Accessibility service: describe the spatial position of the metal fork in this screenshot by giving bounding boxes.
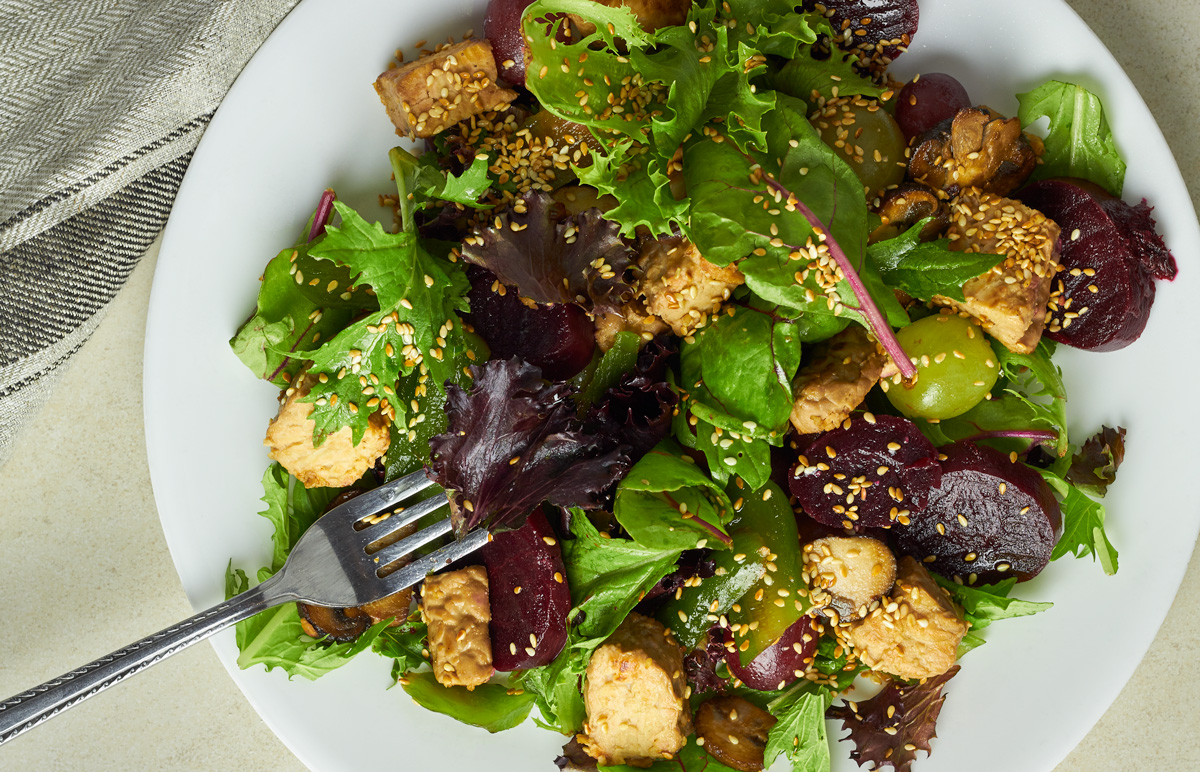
[0,470,484,746]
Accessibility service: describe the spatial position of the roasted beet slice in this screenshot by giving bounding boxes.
[725,616,818,692]
[481,507,571,670]
[790,414,942,529]
[802,0,919,62]
[466,266,595,380]
[1019,178,1177,351]
[892,441,1062,583]
[484,0,535,85]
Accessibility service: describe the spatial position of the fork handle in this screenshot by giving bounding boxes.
[0,579,279,746]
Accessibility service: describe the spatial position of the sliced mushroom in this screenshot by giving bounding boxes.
[803,536,897,623]
[870,182,950,244]
[297,604,371,642]
[907,107,1039,198]
[695,696,777,772]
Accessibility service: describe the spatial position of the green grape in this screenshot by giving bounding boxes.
[811,96,907,197]
[885,313,999,420]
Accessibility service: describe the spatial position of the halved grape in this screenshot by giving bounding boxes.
[894,73,971,140]
[811,96,907,196]
[884,313,998,420]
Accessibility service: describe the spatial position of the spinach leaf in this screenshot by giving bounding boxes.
[1017,79,1126,196]
[673,304,801,489]
[868,220,1004,303]
[400,672,535,733]
[682,97,915,380]
[563,508,684,641]
[229,213,360,387]
[614,439,734,551]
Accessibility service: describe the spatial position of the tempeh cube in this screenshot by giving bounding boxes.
[374,39,518,139]
[420,565,494,688]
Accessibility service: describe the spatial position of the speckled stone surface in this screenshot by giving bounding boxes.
[0,1,1196,770]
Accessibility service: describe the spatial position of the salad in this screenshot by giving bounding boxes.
[224,0,1179,769]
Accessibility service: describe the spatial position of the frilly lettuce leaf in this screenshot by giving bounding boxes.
[428,358,629,534]
[459,190,634,312]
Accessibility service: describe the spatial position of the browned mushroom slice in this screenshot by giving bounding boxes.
[297,603,371,642]
[297,488,417,641]
[802,536,897,623]
[907,107,1039,198]
[695,696,778,772]
[869,182,950,244]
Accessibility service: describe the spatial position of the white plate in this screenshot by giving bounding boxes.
[144,1,1200,770]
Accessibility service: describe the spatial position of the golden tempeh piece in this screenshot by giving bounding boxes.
[421,566,494,689]
[934,188,1061,353]
[374,39,518,139]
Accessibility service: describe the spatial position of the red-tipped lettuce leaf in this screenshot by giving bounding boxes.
[585,335,679,461]
[829,665,960,772]
[1067,425,1126,497]
[429,358,630,534]
[459,191,634,313]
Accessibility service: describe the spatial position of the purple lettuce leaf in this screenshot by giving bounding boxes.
[1066,425,1126,497]
[829,666,960,772]
[585,335,679,461]
[428,358,630,534]
[459,191,635,313]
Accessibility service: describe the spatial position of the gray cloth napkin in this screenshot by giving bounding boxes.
[0,0,302,466]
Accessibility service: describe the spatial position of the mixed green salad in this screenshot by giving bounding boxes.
[225,0,1176,769]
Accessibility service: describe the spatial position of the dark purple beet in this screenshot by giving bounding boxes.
[892,441,1062,584]
[895,73,972,140]
[790,414,942,529]
[1019,178,1177,352]
[484,0,534,86]
[802,0,919,61]
[725,616,818,691]
[466,266,595,381]
[480,507,572,670]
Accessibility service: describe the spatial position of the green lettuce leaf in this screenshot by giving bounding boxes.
[1041,469,1120,575]
[933,574,1052,643]
[764,691,833,772]
[300,200,470,446]
[1017,79,1127,196]
[400,671,535,733]
[575,138,685,238]
[229,237,360,387]
[868,220,1005,303]
[372,617,429,679]
[517,510,685,734]
[614,439,734,551]
[255,462,339,573]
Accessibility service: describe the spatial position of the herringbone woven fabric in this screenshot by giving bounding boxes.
[0,0,302,465]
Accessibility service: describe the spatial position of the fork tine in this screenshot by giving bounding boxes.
[371,512,453,570]
[357,492,449,548]
[375,528,491,596]
[322,469,435,527]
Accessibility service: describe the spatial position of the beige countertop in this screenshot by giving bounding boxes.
[1,0,1198,769]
